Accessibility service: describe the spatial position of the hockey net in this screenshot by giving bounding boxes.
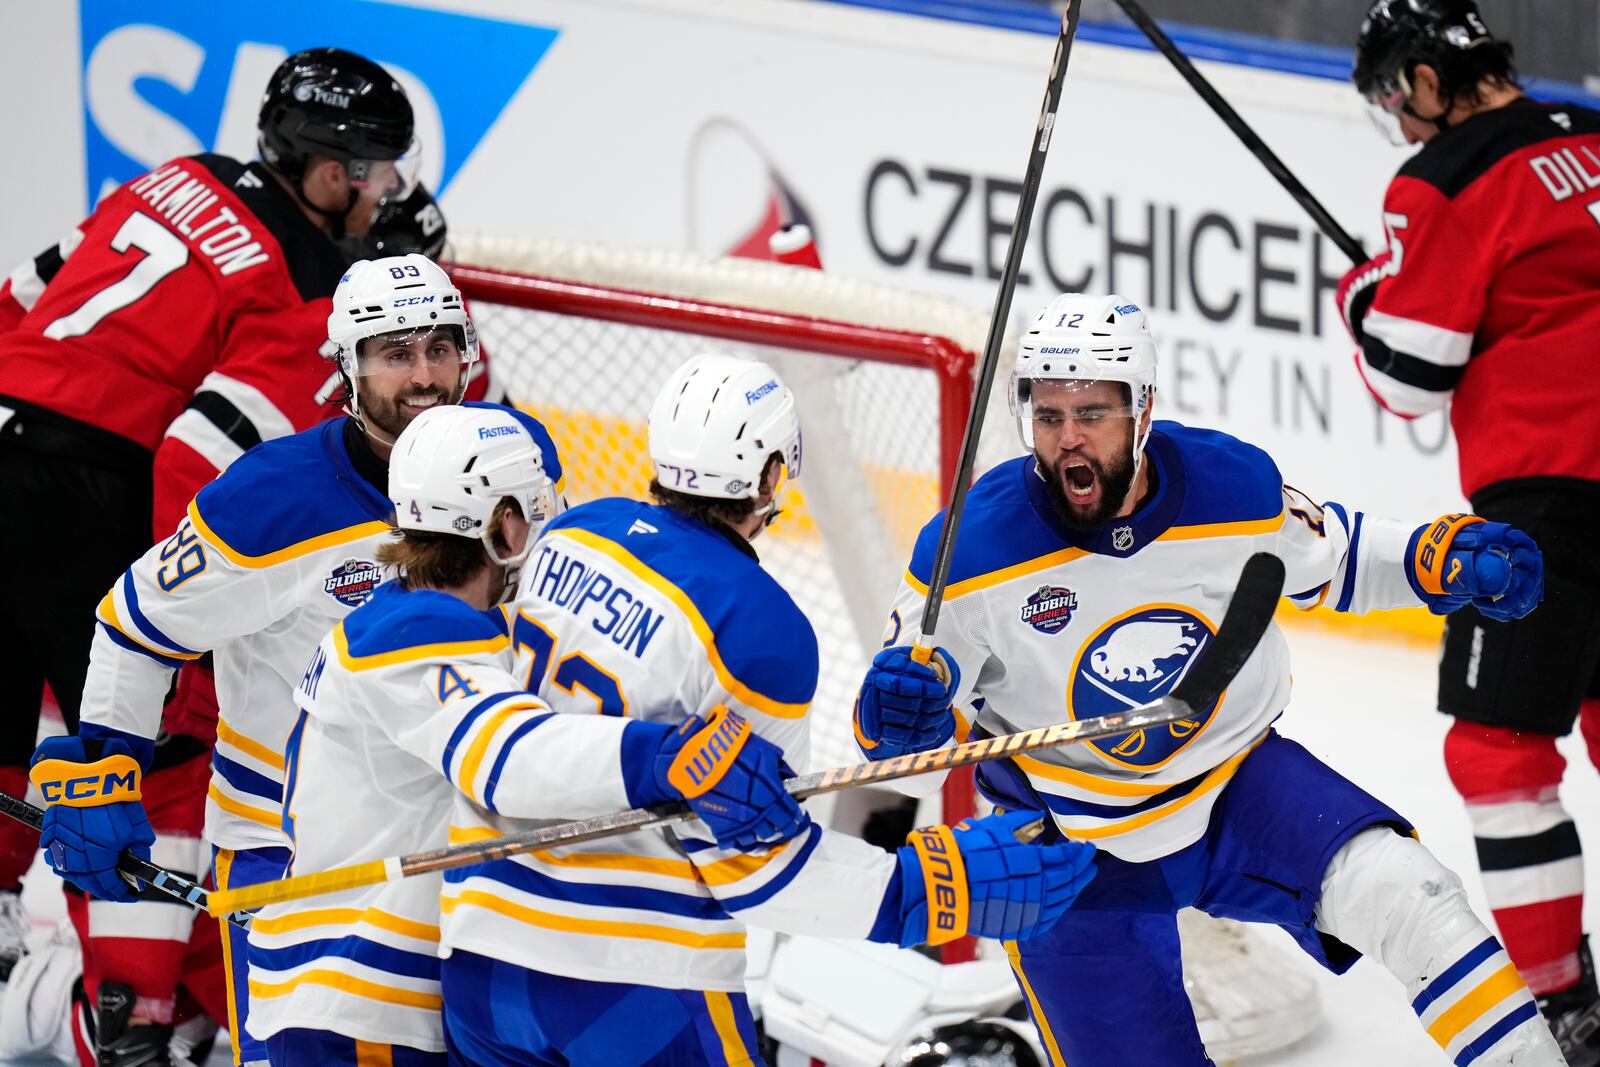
[446,234,1001,831]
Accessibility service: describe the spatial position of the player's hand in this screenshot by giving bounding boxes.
[1336,250,1393,343]
[29,737,154,903]
[882,810,1096,948]
[1411,516,1543,622]
[647,707,806,852]
[854,645,959,760]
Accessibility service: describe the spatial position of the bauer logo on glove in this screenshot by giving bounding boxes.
[30,754,141,807]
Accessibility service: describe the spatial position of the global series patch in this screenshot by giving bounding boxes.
[324,558,383,608]
[1020,585,1077,634]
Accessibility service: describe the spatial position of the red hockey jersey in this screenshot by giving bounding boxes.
[1355,99,1600,500]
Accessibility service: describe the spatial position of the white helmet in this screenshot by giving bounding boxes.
[388,406,555,589]
[326,252,480,380]
[647,353,802,502]
[1009,293,1158,467]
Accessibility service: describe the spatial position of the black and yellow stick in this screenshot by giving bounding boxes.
[207,554,1285,918]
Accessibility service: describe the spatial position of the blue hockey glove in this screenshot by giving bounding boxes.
[1409,515,1543,622]
[29,737,154,903]
[875,810,1097,949]
[645,706,806,852]
[854,645,959,760]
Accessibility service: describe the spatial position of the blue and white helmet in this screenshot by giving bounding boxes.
[1009,293,1159,467]
[326,253,479,378]
[647,353,802,502]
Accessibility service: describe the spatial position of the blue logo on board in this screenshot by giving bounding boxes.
[77,0,559,209]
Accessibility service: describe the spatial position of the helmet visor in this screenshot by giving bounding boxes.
[349,138,422,203]
[347,323,479,378]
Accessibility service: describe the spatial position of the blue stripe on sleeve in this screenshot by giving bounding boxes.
[716,822,823,912]
[250,934,441,981]
[98,621,188,671]
[1454,1000,1538,1066]
[121,571,200,656]
[211,751,284,803]
[440,691,525,781]
[481,713,555,814]
[442,857,727,921]
[1332,504,1363,613]
[1412,936,1501,1015]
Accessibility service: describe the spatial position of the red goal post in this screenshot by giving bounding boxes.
[444,234,994,847]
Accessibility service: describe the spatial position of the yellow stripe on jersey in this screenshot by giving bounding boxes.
[248,969,442,1011]
[904,546,1091,603]
[547,528,809,719]
[1054,736,1264,840]
[355,1041,393,1067]
[1012,753,1177,798]
[96,589,204,661]
[331,621,511,672]
[251,906,440,943]
[188,500,391,570]
[704,991,753,1065]
[1154,512,1285,542]
[1425,963,1528,1049]
[206,783,282,828]
[443,888,747,950]
[444,828,794,886]
[216,718,286,771]
[456,706,530,803]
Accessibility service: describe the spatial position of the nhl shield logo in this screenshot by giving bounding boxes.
[1111,525,1135,552]
[1020,585,1078,635]
[323,558,384,608]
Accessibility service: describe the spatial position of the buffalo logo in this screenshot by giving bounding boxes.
[323,558,384,608]
[1111,525,1135,552]
[1070,606,1217,768]
[1020,585,1078,635]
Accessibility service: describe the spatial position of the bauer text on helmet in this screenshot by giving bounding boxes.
[647,354,802,500]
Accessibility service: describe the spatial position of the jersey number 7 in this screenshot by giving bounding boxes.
[42,213,189,340]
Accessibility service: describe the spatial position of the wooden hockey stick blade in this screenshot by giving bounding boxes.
[0,789,252,929]
[208,553,1283,918]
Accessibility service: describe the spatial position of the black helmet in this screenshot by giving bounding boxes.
[258,47,414,181]
[1353,0,1514,110]
[337,183,448,263]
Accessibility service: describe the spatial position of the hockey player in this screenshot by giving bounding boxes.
[1340,4,1600,1060]
[0,45,418,1006]
[415,354,1097,1064]
[26,254,563,1067]
[853,293,1561,1065]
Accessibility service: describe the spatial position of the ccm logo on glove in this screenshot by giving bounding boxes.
[30,755,142,807]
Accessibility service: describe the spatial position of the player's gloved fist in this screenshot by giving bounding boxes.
[878,810,1097,949]
[854,645,959,760]
[28,737,154,902]
[649,706,806,852]
[1336,250,1393,343]
[1410,515,1543,622]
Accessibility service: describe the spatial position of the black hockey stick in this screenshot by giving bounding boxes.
[1109,0,1368,264]
[0,790,251,928]
[209,553,1286,916]
[914,0,1084,660]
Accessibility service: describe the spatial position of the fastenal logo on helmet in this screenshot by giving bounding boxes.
[477,425,520,439]
[745,380,780,404]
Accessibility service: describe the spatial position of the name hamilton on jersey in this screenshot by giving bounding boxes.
[126,163,271,276]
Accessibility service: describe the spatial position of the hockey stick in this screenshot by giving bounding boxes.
[206,553,1285,918]
[913,0,1083,663]
[1108,0,1367,264]
[0,790,252,929]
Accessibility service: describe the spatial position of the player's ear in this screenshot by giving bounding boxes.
[305,156,350,201]
[1409,63,1444,108]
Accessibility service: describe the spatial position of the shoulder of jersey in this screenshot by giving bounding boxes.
[191,420,387,563]
[461,401,566,488]
[1153,421,1283,529]
[339,583,507,664]
[1397,100,1600,198]
[907,455,1053,589]
[541,498,818,707]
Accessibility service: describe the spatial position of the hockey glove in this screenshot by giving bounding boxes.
[874,810,1097,949]
[1408,515,1543,622]
[29,737,154,903]
[1336,250,1393,344]
[644,706,807,852]
[854,645,959,760]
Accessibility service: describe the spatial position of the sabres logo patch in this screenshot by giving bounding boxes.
[323,558,383,608]
[1020,585,1078,635]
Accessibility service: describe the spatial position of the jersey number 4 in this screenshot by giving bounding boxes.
[511,611,628,716]
[43,212,189,340]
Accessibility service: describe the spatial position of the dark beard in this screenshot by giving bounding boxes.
[1036,449,1137,531]
[361,387,450,440]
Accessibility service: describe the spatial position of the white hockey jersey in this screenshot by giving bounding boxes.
[872,422,1430,863]
[440,499,903,994]
[79,404,564,852]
